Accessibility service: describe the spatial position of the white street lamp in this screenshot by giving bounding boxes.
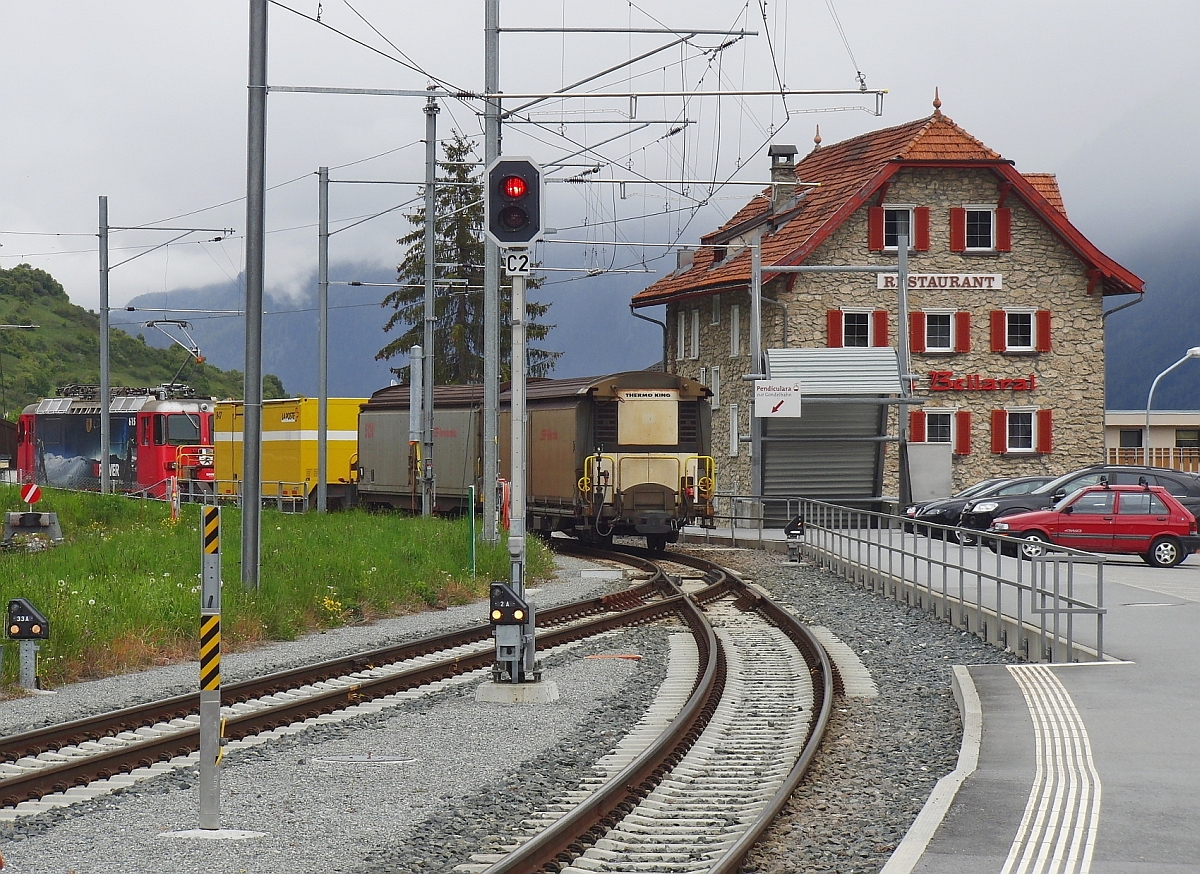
[1145,346,1200,464]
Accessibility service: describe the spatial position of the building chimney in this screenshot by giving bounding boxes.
[676,248,695,272]
[768,144,799,212]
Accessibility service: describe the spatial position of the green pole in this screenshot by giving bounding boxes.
[469,485,476,578]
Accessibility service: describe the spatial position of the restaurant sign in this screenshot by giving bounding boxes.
[928,370,1036,391]
[877,273,1002,290]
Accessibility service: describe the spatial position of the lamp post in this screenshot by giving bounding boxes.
[1145,346,1200,465]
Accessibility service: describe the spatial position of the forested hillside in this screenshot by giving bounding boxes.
[0,264,284,421]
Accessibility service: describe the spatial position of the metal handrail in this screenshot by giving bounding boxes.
[688,493,1107,662]
[795,498,1106,662]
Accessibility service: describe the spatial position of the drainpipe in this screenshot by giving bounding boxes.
[630,305,668,371]
[1102,292,1143,322]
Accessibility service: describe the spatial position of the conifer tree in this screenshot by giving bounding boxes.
[377,132,560,383]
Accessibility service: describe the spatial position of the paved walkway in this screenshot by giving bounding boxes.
[888,556,1200,873]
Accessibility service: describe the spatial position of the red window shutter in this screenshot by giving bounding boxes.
[1036,409,1053,453]
[1035,310,1052,352]
[867,207,884,251]
[954,311,972,352]
[872,309,889,347]
[909,410,926,443]
[996,208,1012,252]
[913,207,930,251]
[990,310,1007,352]
[909,312,926,353]
[990,410,1008,454]
[826,309,843,348]
[954,410,972,456]
[949,207,966,252]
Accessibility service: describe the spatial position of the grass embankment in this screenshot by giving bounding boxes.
[0,485,551,689]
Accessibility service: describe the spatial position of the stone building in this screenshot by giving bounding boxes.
[630,98,1143,505]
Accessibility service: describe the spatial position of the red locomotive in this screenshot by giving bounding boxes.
[16,384,215,498]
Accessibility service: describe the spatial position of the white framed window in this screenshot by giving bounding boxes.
[728,404,739,456]
[842,309,872,348]
[1006,310,1034,352]
[676,310,686,361]
[964,205,996,251]
[698,366,707,385]
[991,309,1049,353]
[925,310,954,352]
[926,411,953,443]
[992,408,1051,454]
[1006,408,1036,452]
[711,293,721,325]
[882,204,914,250]
[710,366,721,409]
[730,304,742,357]
[690,309,700,359]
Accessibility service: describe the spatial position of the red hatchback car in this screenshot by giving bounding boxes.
[987,484,1200,567]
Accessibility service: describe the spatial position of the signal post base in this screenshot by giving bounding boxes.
[160,828,268,841]
[475,680,560,705]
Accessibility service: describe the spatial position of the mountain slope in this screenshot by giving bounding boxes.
[0,264,279,419]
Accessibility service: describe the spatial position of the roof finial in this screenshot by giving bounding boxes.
[933,87,942,115]
[813,124,822,149]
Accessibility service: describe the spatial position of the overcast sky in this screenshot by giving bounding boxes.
[2,1,1197,318]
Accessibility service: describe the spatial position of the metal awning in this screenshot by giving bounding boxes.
[765,347,902,396]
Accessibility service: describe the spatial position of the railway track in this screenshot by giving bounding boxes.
[0,543,834,874]
[450,542,834,874]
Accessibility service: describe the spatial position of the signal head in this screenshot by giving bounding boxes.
[485,157,543,247]
[489,582,530,626]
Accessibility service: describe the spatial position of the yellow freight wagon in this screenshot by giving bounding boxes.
[214,397,365,508]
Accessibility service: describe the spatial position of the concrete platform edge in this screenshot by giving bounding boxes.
[879,664,982,873]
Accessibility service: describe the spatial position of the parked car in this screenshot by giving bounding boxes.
[958,465,1200,535]
[986,484,1200,566]
[905,475,1057,538]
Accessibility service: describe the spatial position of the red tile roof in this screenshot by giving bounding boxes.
[1021,173,1067,216]
[632,112,1140,306]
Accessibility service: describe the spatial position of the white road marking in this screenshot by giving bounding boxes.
[1001,664,1101,874]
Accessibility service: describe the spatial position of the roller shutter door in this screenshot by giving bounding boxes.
[761,403,883,500]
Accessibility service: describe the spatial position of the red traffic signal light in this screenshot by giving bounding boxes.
[485,158,543,247]
[501,175,527,199]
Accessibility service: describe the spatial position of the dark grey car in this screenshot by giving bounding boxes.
[906,475,1057,539]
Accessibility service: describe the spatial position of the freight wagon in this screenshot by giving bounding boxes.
[356,372,715,550]
[213,397,365,509]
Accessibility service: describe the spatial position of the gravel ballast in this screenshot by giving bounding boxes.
[0,546,1019,874]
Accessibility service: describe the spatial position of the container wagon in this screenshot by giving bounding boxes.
[356,372,716,550]
[213,397,365,509]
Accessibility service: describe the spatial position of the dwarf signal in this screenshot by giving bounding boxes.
[489,582,529,625]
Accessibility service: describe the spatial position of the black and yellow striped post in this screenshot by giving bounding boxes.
[199,505,222,830]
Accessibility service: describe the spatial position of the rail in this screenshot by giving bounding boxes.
[1107,446,1200,473]
[693,494,1107,663]
[206,479,310,513]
